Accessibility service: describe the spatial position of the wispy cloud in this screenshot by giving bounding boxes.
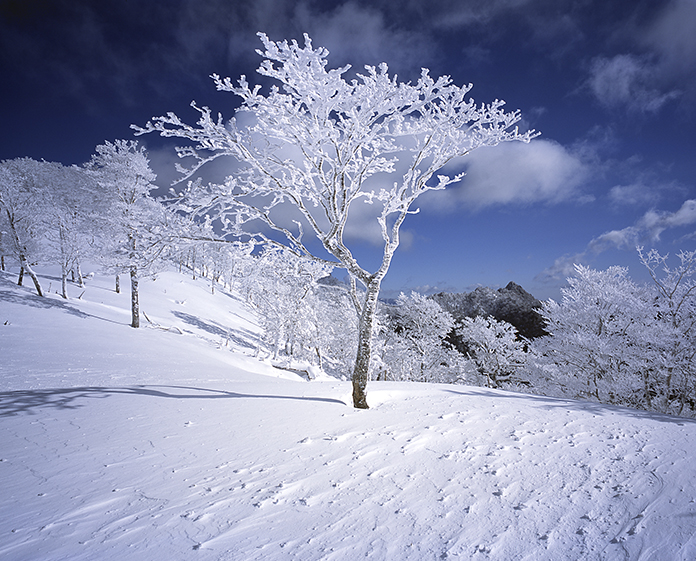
[608,183,661,207]
[638,199,696,240]
[587,54,681,113]
[585,0,696,113]
[428,0,533,28]
[220,1,434,81]
[293,2,432,76]
[537,198,696,282]
[606,170,685,207]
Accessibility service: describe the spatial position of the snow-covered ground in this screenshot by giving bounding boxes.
[2,267,696,561]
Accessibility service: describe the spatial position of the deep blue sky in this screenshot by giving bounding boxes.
[2,0,696,299]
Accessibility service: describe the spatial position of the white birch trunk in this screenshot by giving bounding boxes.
[6,209,42,296]
[59,223,69,299]
[130,266,140,328]
[60,261,68,299]
[19,257,42,297]
[75,260,84,287]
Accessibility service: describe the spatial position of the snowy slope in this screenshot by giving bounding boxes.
[2,267,696,561]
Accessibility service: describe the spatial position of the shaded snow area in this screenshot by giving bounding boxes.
[2,268,696,561]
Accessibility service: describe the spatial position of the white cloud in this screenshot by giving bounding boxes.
[608,183,661,207]
[586,227,641,252]
[637,199,696,241]
[536,225,641,284]
[599,150,686,209]
[535,254,585,284]
[429,0,518,28]
[424,139,589,210]
[586,0,696,112]
[588,54,680,113]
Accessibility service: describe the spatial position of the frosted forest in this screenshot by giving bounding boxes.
[2,147,695,418]
[3,32,696,560]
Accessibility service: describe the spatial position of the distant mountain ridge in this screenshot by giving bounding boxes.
[432,282,546,339]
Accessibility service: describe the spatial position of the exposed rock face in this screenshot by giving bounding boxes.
[317,275,344,287]
[432,281,546,339]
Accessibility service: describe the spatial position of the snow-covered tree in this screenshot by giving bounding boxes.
[240,247,332,362]
[639,247,696,414]
[135,33,537,407]
[0,158,51,296]
[457,315,527,388]
[532,264,661,408]
[87,140,171,328]
[312,280,359,377]
[40,162,100,298]
[377,292,460,383]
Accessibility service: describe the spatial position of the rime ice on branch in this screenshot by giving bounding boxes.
[134,32,538,407]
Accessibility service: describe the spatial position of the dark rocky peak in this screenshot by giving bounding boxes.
[431,282,546,339]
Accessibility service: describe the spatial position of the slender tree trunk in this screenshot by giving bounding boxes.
[10,226,42,294]
[130,266,139,328]
[115,274,121,293]
[352,279,381,409]
[316,346,323,370]
[5,213,39,294]
[60,261,68,299]
[20,258,43,296]
[75,260,84,287]
[643,369,653,409]
[59,225,68,299]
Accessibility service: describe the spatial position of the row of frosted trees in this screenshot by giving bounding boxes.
[203,242,696,418]
[3,143,695,416]
[373,251,696,418]
[0,141,191,327]
[532,250,696,417]
[233,244,696,418]
[171,241,527,387]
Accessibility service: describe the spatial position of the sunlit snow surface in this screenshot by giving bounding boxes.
[2,268,696,560]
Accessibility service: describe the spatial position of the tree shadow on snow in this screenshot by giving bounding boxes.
[0,384,346,417]
[0,273,125,324]
[172,311,257,349]
[0,288,92,319]
[443,387,696,426]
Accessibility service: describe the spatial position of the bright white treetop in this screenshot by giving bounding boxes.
[136,33,535,275]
